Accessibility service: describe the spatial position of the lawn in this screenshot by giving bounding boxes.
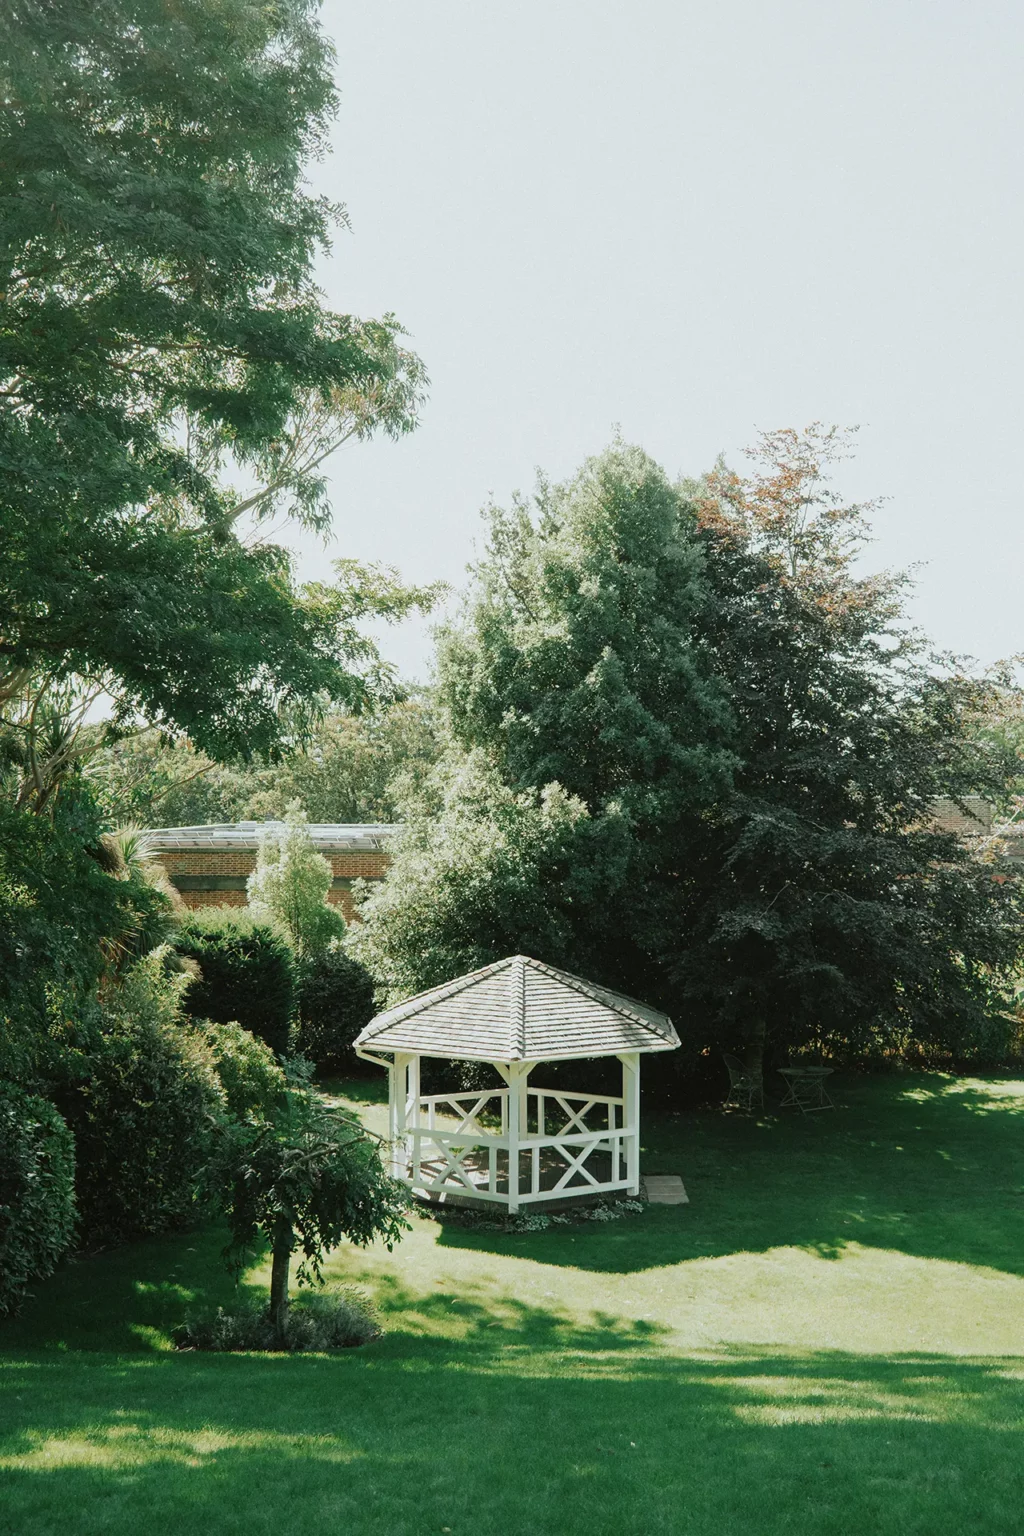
[2,1072,1024,1535]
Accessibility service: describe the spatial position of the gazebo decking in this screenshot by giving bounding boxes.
[354,955,679,1212]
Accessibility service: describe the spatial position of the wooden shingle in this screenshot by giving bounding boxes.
[354,955,679,1062]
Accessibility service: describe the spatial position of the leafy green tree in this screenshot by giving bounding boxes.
[51,950,227,1246]
[85,698,441,829]
[0,0,431,761]
[248,801,345,957]
[215,1062,408,1348]
[677,544,1019,1075]
[0,790,174,1082]
[177,909,296,1057]
[358,438,1023,1080]
[352,750,631,999]
[357,442,740,1004]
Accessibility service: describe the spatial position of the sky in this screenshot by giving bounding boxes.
[295,0,1023,682]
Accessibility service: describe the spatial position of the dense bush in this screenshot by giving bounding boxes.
[176,1288,380,1353]
[191,1019,286,1119]
[177,909,296,1057]
[58,954,225,1247]
[0,793,170,1083]
[0,1085,76,1316]
[295,944,377,1072]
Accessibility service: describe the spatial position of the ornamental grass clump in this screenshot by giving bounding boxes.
[176,1287,379,1353]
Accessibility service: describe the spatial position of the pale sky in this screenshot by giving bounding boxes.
[295,0,1023,682]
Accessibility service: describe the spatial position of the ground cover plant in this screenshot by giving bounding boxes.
[2,1073,1024,1536]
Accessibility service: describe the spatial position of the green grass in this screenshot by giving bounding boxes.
[3,1072,1024,1534]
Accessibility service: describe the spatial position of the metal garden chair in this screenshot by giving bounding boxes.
[722,1053,765,1112]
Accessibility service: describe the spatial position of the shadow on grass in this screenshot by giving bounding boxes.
[1,1327,1023,1536]
[434,1073,1024,1277]
[0,1225,265,1355]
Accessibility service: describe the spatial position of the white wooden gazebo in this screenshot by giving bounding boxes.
[354,954,679,1212]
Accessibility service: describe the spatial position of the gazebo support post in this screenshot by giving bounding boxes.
[389,1052,416,1180]
[619,1052,641,1196]
[504,1061,531,1213]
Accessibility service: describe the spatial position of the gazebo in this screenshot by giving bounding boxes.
[354,954,679,1212]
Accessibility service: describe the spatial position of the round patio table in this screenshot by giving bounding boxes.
[778,1065,834,1113]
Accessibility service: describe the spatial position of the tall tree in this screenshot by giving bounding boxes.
[0,0,431,762]
[358,444,736,1001]
[357,436,1023,1083]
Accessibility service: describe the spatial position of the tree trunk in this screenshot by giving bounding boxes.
[269,1216,293,1350]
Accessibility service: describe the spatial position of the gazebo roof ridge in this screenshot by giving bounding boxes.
[355,953,679,1062]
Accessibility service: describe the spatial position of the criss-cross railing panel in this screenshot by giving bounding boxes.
[387,1063,641,1209]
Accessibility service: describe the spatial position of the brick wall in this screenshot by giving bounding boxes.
[154,846,390,918]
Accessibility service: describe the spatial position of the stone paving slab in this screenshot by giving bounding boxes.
[644,1174,689,1205]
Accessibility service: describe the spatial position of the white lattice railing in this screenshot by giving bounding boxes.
[392,1085,637,1208]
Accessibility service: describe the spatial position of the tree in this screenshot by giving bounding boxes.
[247,801,345,957]
[216,1062,408,1347]
[678,428,1023,1073]
[398,443,735,1001]
[0,0,433,761]
[352,749,632,1000]
[85,697,442,829]
[358,437,1023,1082]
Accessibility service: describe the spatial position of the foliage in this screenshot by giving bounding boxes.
[213,1061,408,1346]
[438,443,734,816]
[358,443,732,1001]
[352,750,631,1001]
[247,801,346,958]
[54,953,224,1247]
[0,792,173,1083]
[0,1083,75,1317]
[190,1020,286,1121]
[175,1287,379,1353]
[0,0,433,761]
[177,909,296,1057]
[295,943,378,1072]
[359,436,1024,1077]
[670,516,1022,1074]
[85,698,441,830]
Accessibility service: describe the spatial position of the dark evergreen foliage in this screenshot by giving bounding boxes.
[0,1084,76,1316]
[295,946,378,1072]
[178,910,296,1057]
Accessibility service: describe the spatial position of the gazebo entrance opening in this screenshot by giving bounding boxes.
[354,956,679,1213]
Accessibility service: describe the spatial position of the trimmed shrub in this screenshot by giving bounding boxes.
[59,954,225,1247]
[176,1287,379,1352]
[177,909,295,1057]
[295,944,377,1073]
[190,1019,286,1119]
[0,1085,76,1316]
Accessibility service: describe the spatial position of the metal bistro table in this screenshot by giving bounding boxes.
[778,1065,834,1113]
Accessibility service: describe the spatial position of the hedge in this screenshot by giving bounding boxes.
[0,1084,76,1316]
[177,909,295,1056]
[295,945,377,1073]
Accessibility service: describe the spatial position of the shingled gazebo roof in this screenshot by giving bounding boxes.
[354,955,679,1063]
